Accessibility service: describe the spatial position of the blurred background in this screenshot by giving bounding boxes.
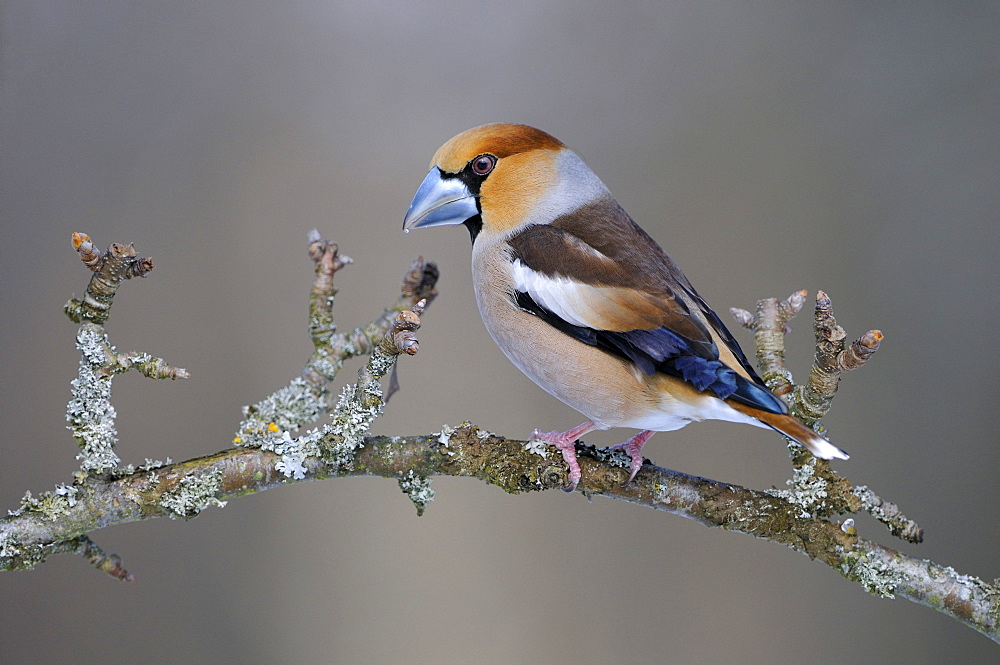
[2,2,998,663]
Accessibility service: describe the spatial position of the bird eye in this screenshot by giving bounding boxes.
[471,154,496,176]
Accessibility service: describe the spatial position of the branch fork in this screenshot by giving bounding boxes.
[3,231,437,581]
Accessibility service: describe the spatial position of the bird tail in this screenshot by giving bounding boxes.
[727,402,849,460]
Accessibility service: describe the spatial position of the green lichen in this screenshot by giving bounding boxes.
[398,470,435,517]
[0,532,50,571]
[308,348,343,381]
[257,428,324,480]
[326,384,381,465]
[365,347,397,379]
[235,334,399,475]
[236,376,329,445]
[839,546,904,598]
[0,531,19,560]
[764,456,829,518]
[523,439,550,458]
[159,468,227,519]
[725,496,782,530]
[324,343,398,465]
[435,422,488,459]
[67,327,121,473]
[137,458,172,471]
[437,424,457,446]
[587,445,632,471]
[14,485,80,521]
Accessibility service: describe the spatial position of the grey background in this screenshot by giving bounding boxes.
[2,2,998,663]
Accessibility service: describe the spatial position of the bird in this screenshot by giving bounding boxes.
[402,123,848,491]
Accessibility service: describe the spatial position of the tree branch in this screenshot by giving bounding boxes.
[1,235,996,646]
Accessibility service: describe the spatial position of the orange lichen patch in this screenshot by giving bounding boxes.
[72,232,92,249]
[862,330,884,346]
[72,232,102,269]
[431,123,563,173]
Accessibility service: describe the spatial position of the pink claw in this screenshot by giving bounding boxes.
[531,421,597,492]
[610,430,655,485]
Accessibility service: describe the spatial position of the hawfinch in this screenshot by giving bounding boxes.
[403,123,848,491]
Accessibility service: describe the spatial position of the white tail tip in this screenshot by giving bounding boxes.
[804,434,850,460]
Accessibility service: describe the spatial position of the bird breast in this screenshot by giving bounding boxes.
[470,240,692,431]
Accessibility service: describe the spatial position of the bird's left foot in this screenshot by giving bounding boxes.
[530,420,597,492]
[609,430,655,485]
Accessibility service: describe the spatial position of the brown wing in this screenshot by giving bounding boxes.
[507,194,785,412]
[507,195,717,353]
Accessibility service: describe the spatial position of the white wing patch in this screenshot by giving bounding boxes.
[511,259,604,329]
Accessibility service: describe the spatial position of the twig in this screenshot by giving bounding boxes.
[796,290,883,425]
[64,233,155,325]
[731,291,917,543]
[51,535,134,582]
[731,289,807,397]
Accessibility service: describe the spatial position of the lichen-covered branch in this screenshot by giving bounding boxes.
[4,232,437,581]
[852,485,924,544]
[731,290,920,543]
[63,236,187,478]
[236,230,436,442]
[2,425,996,641]
[1,235,995,645]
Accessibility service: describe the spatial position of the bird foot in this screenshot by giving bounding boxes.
[609,430,655,485]
[530,421,597,492]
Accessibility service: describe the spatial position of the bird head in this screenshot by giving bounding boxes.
[403,123,607,242]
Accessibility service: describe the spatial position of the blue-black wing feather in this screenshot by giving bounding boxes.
[514,291,787,414]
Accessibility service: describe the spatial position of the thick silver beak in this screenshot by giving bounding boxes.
[403,168,479,230]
